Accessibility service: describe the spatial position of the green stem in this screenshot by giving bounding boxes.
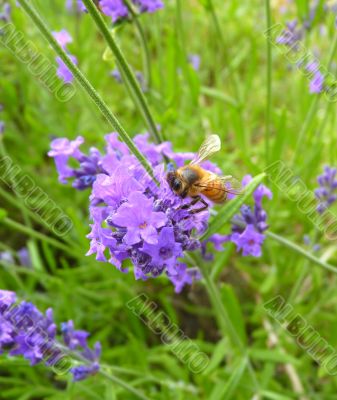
[265,0,272,166]
[208,0,226,48]
[266,230,337,273]
[291,96,319,167]
[1,217,80,258]
[82,0,163,144]
[18,0,156,183]
[124,0,152,89]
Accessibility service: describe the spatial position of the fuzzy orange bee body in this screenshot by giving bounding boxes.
[167,135,242,213]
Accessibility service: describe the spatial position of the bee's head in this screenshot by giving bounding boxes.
[166,171,184,195]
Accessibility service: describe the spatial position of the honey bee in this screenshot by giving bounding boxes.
[167,135,242,214]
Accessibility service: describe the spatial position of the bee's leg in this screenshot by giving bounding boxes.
[190,196,209,214]
[179,196,200,210]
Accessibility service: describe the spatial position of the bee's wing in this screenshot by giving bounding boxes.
[196,174,243,195]
[190,134,221,165]
[219,175,244,195]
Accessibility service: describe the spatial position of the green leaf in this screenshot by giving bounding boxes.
[210,357,248,400]
[0,208,7,221]
[221,284,247,345]
[201,173,266,240]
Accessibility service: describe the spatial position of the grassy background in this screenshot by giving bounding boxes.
[1,0,337,398]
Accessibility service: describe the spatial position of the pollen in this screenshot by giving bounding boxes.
[139,222,147,229]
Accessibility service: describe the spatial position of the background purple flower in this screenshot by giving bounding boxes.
[99,0,163,23]
[226,175,272,257]
[0,290,100,381]
[315,165,337,213]
[53,30,77,84]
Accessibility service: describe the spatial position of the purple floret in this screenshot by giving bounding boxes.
[315,165,337,213]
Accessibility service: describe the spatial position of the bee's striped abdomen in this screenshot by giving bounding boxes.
[200,180,227,204]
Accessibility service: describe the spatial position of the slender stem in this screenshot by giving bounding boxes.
[82,0,163,144]
[99,368,150,400]
[291,96,319,167]
[266,230,337,273]
[208,0,226,48]
[17,0,156,183]
[1,218,80,258]
[124,0,152,89]
[265,0,272,166]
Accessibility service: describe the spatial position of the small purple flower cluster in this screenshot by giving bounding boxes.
[315,165,337,213]
[276,20,303,49]
[110,68,146,91]
[52,30,77,84]
[48,136,103,190]
[49,133,226,292]
[0,247,32,268]
[306,61,325,94]
[0,290,100,381]
[99,0,163,23]
[65,0,87,13]
[227,176,272,257]
[0,2,11,22]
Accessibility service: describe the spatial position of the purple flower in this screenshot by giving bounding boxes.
[111,191,167,245]
[66,0,86,13]
[226,175,272,257]
[0,290,100,381]
[0,3,11,22]
[315,165,337,213]
[53,29,73,49]
[50,133,227,291]
[99,0,129,22]
[188,54,200,71]
[55,55,78,84]
[133,0,164,13]
[0,251,14,264]
[141,227,183,274]
[110,68,147,91]
[48,136,103,189]
[53,30,77,84]
[99,0,163,23]
[17,248,32,267]
[276,20,303,49]
[231,225,265,257]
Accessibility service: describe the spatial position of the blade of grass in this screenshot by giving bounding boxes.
[265,0,272,166]
[17,0,157,183]
[82,0,163,145]
[124,0,152,89]
[266,230,337,273]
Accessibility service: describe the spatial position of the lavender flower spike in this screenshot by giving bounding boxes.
[0,290,101,381]
[226,175,272,257]
[315,166,337,213]
[49,132,229,292]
